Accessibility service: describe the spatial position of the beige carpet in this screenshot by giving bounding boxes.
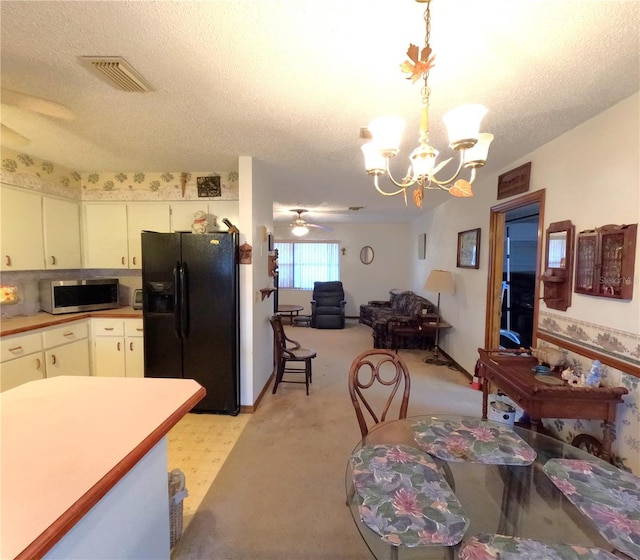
[171,320,483,560]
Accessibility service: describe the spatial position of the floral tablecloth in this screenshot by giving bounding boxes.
[350,444,469,547]
[412,417,537,465]
[543,459,640,560]
[459,533,620,560]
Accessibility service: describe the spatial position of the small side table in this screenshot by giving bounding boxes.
[390,316,451,353]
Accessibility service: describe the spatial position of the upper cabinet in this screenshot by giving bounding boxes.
[127,204,171,268]
[42,197,82,269]
[575,224,637,300]
[1,186,45,271]
[83,203,130,268]
[1,186,81,272]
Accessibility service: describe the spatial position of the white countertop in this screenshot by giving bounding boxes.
[0,376,205,560]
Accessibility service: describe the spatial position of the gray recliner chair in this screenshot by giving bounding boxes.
[310,281,346,329]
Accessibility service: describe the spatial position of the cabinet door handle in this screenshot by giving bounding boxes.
[130,342,134,351]
[64,332,74,338]
[51,255,57,265]
[35,358,42,370]
[5,255,12,266]
[133,257,137,265]
[136,328,143,332]
[117,342,121,351]
[104,327,114,331]
[50,354,57,365]
[9,346,23,353]
[121,256,126,265]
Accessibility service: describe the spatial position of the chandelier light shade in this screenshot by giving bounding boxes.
[291,225,309,237]
[361,0,494,207]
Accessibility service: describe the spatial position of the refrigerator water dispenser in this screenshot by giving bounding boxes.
[146,282,174,313]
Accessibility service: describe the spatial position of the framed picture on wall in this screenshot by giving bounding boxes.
[418,233,426,260]
[457,228,481,269]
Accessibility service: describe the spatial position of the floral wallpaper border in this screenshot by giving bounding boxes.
[537,312,640,474]
[1,148,82,198]
[1,148,239,201]
[538,311,640,369]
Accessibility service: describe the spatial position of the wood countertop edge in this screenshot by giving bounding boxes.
[1,309,143,337]
[15,385,206,560]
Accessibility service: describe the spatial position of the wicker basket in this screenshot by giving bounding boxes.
[168,469,188,548]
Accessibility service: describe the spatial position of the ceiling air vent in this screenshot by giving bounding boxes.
[78,56,153,92]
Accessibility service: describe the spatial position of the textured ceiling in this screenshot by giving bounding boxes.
[1,1,638,225]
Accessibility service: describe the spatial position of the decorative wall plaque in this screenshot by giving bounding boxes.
[497,162,531,200]
[197,175,221,197]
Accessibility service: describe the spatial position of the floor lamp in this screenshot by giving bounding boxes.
[423,269,455,366]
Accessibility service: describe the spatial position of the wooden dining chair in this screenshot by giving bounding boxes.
[270,314,317,395]
[348,349,411,438]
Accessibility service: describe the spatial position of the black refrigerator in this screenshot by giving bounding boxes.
[141,231,239,414]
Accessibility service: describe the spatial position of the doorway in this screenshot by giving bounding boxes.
[484,191,545,349]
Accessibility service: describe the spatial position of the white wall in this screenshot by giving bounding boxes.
[274,221,411,316]
[238,157,275,407]
[410,92,640,372]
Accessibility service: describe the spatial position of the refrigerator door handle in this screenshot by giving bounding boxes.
[179,262,189,339]
[173,263,182,339]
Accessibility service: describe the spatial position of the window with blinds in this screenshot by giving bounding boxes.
[274,241,340,289]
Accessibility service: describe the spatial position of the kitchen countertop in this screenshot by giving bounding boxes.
[0,306,143,337]
[1,376,205,560]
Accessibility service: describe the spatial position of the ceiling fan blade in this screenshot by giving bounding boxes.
[1,88,75,120]
[1,124,30,147]
[307,224,333,231]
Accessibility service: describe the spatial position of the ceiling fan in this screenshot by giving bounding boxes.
[1,88,75,147]
[289,209,332,237]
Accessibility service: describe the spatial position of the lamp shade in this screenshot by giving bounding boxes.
[424,269,455,295]
[291,225,309,237]
[368,116,405,156]
[443,104,487,150]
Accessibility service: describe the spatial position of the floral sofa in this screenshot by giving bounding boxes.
[359,290,436,349]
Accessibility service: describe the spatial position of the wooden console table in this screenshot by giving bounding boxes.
[476,348,628,463]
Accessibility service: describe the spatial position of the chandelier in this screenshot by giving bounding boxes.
[361,0,493,207]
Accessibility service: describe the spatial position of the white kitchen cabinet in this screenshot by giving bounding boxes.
[0,321,89,391]
[83,203,129,268]
[42,321,90,377]
[127,204,171,268]
[124,319,144,377]
[42,196,82,269]
[92,318,143,377]
[0,331,45,391]
[0,185,45,271]
[0,353,45,391]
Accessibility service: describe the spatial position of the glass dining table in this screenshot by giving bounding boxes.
[345,415,636,560]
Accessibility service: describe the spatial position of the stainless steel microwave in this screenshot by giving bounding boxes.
[39,278,120,314]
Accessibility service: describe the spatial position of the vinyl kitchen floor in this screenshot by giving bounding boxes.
[167,412,250,529]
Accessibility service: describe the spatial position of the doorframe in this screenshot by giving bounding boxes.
[484,190,546,349]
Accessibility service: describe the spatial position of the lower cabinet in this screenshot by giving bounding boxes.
[0,320,90,391]
[0,352,45,392]
[92,318,143,378]
[42,321,91,377]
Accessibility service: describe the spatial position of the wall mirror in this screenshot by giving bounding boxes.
[541,220,575,311]
[360,246,374,265]
[545,220,574,272]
